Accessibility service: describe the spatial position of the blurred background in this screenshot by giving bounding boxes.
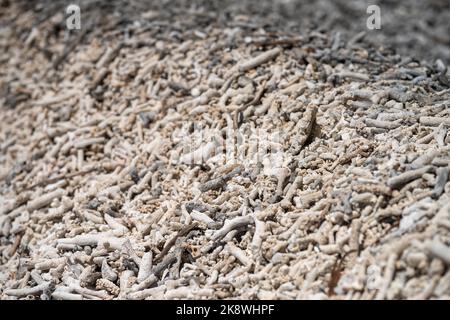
[1,0,449,63]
